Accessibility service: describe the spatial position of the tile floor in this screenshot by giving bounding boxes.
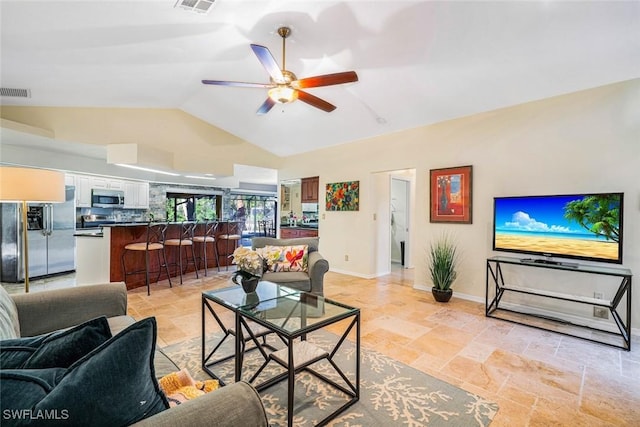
[4,266,639,426]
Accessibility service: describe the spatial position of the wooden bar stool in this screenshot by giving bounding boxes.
[215,220,243,271]
[193,220,219,276]
[121,222,172,296]
[164,221,199,284]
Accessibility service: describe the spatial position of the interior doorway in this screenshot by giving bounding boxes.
[390,177,410,269]
[372,169,415,277]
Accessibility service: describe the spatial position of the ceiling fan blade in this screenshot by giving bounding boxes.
[250,44,285,83]
[202,80,273,88]
[293,71,358,89]
[257,98,276,115]
[297,90,336,112]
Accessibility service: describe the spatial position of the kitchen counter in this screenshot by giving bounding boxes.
[102,221,153,227]
[75,229,110,284]
[74,232,104,237]
[74,227,104,237]
[280,224,318,229]
[76,222,237,290]
[280,226,318,238]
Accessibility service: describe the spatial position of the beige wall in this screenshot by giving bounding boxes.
[0,107,282,175]
[281,79,640,328]
[2,80,638,329]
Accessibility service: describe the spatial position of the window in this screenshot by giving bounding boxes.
[166,193,220,222]
[225,194,276,236]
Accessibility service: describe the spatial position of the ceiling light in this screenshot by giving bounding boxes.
[185,175,217,180]
[174,0,215,14]
[115,164,180,176]
[268,86,298,104]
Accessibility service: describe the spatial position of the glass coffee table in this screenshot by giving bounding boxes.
[238,291,360,427]
[201,281,297,382]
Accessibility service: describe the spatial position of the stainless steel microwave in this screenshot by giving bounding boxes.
[91,189,125,208]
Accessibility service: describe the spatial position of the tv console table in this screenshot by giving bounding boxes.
[486,256,632,350]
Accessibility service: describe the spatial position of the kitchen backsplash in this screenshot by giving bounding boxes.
[76,207,148,226]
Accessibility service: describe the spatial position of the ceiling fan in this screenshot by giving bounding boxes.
[202,27,358,115]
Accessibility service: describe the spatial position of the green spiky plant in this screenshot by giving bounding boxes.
[428,234,459,291]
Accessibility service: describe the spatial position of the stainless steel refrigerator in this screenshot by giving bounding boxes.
[0,186,76,282]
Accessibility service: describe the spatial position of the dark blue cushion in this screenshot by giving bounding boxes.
[0,346,34,370]
[0,317,168,426]
[0,316,111,370]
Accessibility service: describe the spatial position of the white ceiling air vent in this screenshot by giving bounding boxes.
[174,0,215,14]
[0,88,31,98]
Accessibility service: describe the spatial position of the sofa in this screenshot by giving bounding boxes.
[0,283,268,427]
[251,236,329,295]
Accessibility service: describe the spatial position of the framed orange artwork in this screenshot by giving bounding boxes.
[429,165,472,223]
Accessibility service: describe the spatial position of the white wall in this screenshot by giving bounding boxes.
[281,79,640,328]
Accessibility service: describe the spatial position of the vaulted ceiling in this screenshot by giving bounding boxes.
[1,1,638,163]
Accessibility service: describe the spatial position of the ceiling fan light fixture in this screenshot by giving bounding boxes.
[268,86,298,104]
[202,26,357,114]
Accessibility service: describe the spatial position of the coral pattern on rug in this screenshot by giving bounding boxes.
[162,331,498,426]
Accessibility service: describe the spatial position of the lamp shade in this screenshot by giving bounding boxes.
[268,86,298,104]
[0,166,66,202]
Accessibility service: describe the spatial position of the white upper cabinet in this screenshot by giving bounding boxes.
[123,181,149,209]
[91,177,124,190]
[67,173,148,209]
[66,174,92,207]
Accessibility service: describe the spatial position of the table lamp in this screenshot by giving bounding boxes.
[0,166,65,292]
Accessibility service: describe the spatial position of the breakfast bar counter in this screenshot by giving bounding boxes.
[76,222,239,290]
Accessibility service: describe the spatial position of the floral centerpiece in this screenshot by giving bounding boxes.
[231,247,264,276]
[230,247,267,293]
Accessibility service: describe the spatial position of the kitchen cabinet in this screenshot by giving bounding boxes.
[301,176,319,202]
[280,227,318,239]
[123,181,149,209]
[75,175,92,207]
[91,177,124,190]
[137,182,149,208]
[67,173,147,209]
[281,185,291,212]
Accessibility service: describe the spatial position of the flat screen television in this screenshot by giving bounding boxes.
[493,193,623,264]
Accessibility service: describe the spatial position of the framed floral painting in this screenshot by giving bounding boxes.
[429,165,472,223]
[326,181,359,211]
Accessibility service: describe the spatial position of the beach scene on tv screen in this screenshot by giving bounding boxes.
[494,194,621,261]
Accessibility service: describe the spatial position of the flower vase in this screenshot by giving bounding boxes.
[231,270,260,293]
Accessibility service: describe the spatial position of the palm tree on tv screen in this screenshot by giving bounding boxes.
[563,195,620,242]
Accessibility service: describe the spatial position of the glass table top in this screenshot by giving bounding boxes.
[202,281,298,310]
[238,292,359,336]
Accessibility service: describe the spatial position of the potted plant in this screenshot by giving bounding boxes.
[428,234,459,302]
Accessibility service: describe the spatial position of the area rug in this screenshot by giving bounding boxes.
[162,331,498,426]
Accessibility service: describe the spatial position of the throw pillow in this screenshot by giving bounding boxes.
[264,245,308,272]
[0,285,20,339]
[0,316,112,370]
[158,368,219,407]
[0,317,168,427]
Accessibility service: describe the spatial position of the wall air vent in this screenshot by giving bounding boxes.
[174,0,215,14]
[0,88,31,98]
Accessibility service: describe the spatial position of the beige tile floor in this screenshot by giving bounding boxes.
[5,267,639,426]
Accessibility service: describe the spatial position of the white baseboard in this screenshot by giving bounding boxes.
[329,268,379,279]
